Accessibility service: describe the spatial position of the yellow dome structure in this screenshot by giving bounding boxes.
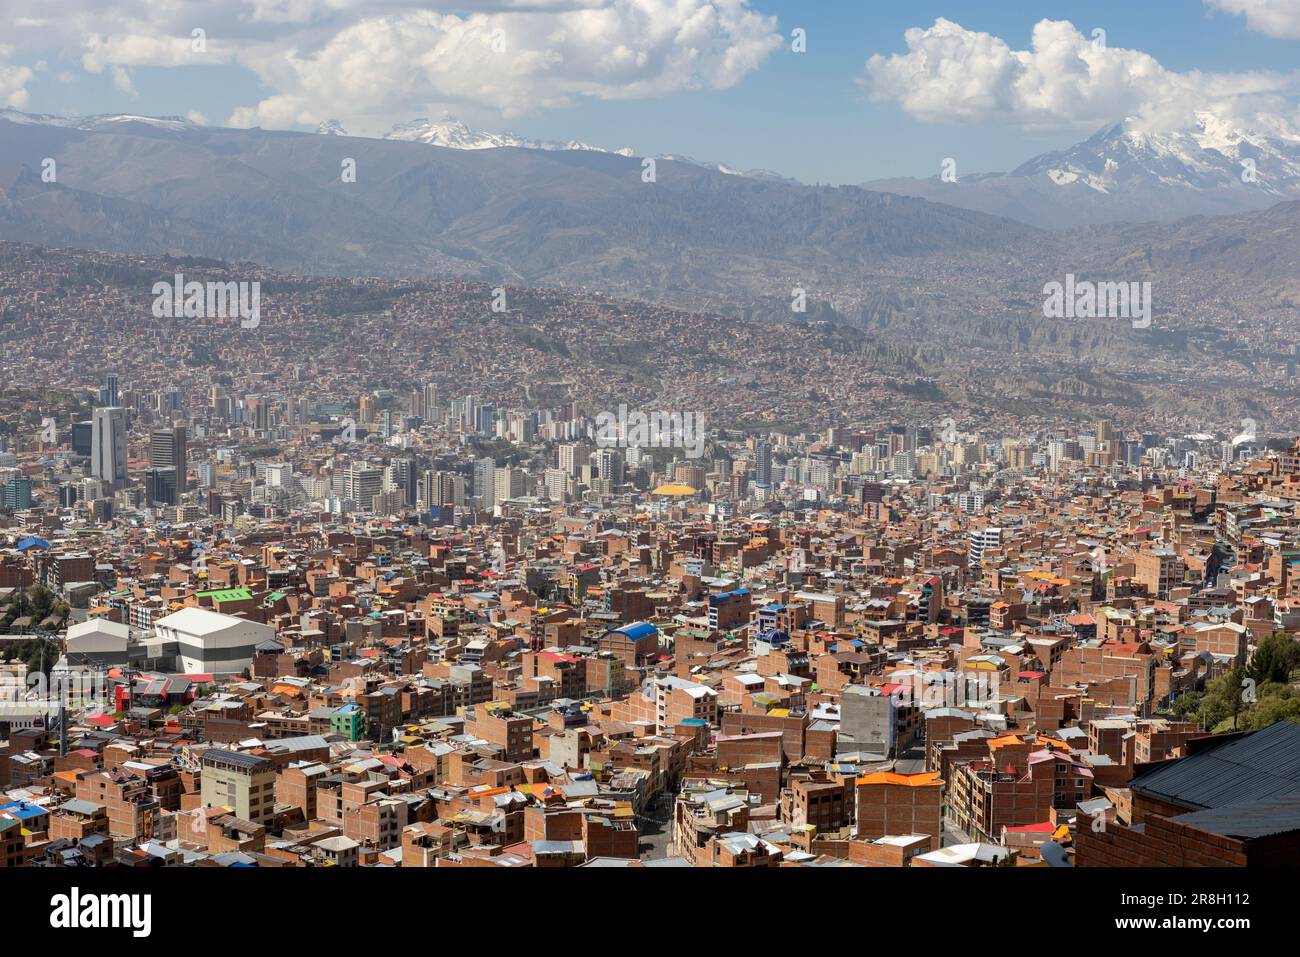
[651,483,698,497]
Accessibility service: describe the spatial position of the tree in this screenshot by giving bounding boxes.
[1199,668,1247,731]
[1239,683,1300,731]
[25,586,54,621]
[1169,691,1203,722]
[1247,633,1300,686]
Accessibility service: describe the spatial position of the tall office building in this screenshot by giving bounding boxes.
[391,457,419,506]
[544,468,570,503]
[461,395,479,432]
[422,469,465,508]
[494,466,528,504]
[593,448,625,485]
[91,407,128,489]
[558,442,591,476]
[100,373,119,408]
[2,477,33,510]
[755,439,773,487]
[150,425,187,472]
[71,420,93,457]
[344,462,384,509]
[474,457,496,508]
[246,395,271,431]
[144,467,179,507]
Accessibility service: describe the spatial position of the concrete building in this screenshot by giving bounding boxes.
[149,425,187,472]
[200,749,276,826]
[90,407,128,489]
[64,618,132,668]
[840,685,920,757]
[153,606,274,676]
[494,466,528,504]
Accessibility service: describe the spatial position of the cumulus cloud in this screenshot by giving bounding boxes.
[865,18,1299,133]
[110,65,137,95]
[0,47,35,108]
[227,2,782,130]
[241,0,613,25]
[1205,0,1300,39]
[81,32,218,74]
[3,0,781,133]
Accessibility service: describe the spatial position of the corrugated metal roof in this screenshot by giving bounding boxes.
[1171,794,1300,840]
[1131,722,1300,810]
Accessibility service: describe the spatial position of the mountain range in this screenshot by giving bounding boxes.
[313,115,794,181]
[863,114,1300,228]
[1,107,1298,326]
[319,116,635,157]
[0,107,1040,307]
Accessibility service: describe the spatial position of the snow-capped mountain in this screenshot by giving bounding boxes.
[863,113,1300,228]
[1013,113,1300,197]
[315,115,797,182]
[380,117,634,156]
[0,108,197,133]
[387,120,807,181]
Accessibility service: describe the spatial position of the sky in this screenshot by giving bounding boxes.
[4,0,1299,183]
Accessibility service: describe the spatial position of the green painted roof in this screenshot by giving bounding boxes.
[197,587,253,602]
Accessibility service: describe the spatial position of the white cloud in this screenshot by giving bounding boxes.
[0,46,34,108]
[2,0,780,133]
[81,31,226,73]
[110,65,137,95]
[241,0,612,25]
[227,2,781,130]
[865,18,1299,133]
[1205,0,1300,39]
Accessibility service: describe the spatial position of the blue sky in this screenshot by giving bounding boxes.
[7,0,1299,183]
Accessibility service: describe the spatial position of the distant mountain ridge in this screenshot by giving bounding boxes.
[0,106,1038,307]
[2,106,1299,336]
[314,115,794,181]
[864,113,1300,227]
[380,117,634,156]
[9,106,1300,228]
[315,116,631,155]
[0,108,198,133]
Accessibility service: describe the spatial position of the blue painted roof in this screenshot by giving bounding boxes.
[0,801,48,820]
[612,622,657,641]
